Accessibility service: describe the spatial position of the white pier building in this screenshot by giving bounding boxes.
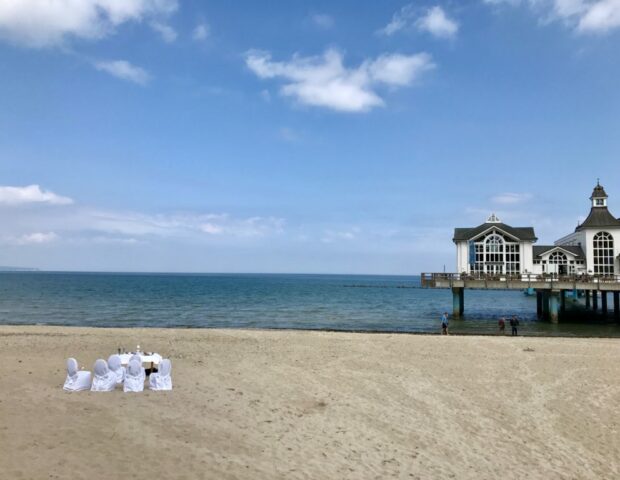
[453,182,620,277]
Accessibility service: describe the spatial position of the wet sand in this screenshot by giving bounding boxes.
[1,325,619,479]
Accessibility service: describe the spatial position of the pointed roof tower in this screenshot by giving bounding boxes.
[590,179,608,205]
[576,181,620,231]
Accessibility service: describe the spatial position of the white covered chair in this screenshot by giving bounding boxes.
[123,360,145,393]
[107,354,125,385]
[129,354,146,382]
[63,358,91,392]
[90,359,116,392]
[149,358,172,391]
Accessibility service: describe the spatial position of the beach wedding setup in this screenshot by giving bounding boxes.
[63,345,172,393]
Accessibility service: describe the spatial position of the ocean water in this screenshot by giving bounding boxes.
[0,272,619,337]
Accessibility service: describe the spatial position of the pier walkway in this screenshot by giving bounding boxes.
[421,273,620,323]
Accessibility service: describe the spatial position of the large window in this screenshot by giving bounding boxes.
[548,251,570,274]
[593,231,614,275]
[506,243,521,274]
[471,231,520,274]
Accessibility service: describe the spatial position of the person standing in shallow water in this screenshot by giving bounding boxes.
[441,312,449,335]
[498,317,506,335]
[510,315,519,336]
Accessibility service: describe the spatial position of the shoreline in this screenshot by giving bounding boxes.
[1,322,620,339]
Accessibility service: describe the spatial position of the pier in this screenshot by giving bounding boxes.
[421,273,620,323]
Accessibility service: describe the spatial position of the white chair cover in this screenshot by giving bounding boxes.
[149,358,172,391]
[90,359,116,392]
[63,358,91,392]
[128,354,146,382]
[123,360,144,393]
[107,354,125,384]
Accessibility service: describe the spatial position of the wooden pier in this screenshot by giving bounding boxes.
[421,273,620,323]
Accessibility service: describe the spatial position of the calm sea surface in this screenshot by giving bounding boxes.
[1,272,619,337]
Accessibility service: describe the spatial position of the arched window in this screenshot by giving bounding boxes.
[548,251,567,265]
[593,232,614,275]
[485,234,504,273]
[471,232,520,274]
[485,234,504,252]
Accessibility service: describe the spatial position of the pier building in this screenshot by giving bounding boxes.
[453,182,620,276]
[422,182,620,323]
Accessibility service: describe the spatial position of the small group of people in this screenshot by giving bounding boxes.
[498,316,520,336]
[439,312,521,336]
[63,354,172,393]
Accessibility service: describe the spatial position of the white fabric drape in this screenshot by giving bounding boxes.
[123,360,144,393]
[63,358,91,392]
[90,359,116,392]
[149,358,172,391]
[128,354,146,382]
[107,354,125,384]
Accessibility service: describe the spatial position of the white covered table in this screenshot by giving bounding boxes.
[118,353,163,367]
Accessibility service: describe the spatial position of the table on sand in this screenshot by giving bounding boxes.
[118,353,162,371]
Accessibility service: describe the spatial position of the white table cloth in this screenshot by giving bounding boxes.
[118,353,162,366]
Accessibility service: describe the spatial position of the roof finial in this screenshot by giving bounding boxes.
[487,213,501,223]
[597,178,600,186]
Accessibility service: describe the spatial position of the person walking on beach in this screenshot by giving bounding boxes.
[498,317,506,335]
[441,312,449,335]
[510,315,519,336]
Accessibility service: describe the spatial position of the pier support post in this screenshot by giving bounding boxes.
[536,291,543,316]
[560,290,566,313]
[572,288,579,301]
[549,290,560,324]
[592,290,598,312]
[542,290,550,320]
[602,291,608,315]
[614,292,620,320]
[452,287,464,318]
[585,290,591,309]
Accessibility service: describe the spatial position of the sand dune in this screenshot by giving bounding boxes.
[1,326,619,479]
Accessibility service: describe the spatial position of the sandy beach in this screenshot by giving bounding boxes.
[1,326,619,479]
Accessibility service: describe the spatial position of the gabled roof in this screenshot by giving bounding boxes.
[575,207,620,231]
[453,223,537,242]
[533,245,585,258]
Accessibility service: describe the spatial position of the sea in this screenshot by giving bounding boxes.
[1,272,619,337]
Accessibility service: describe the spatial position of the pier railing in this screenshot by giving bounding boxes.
[420,272,620,289]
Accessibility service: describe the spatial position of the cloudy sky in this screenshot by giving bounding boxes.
[0,0,619,273]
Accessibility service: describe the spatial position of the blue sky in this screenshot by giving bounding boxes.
[0,0,619,273]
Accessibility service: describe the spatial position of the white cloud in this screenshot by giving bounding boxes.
[379,4,416,36]
[3,206,286,240]
[577,0,620,32]
[310,14,335,29]
[379,4,458,38]
[321,228,360,243]
[0,185,73,206]
[88,236,140,245]
[94,60,150,85]
[85,210,285,239]
[201,223,224,234]
[0,0,178,48]
[491,192,533,204]
[486,0,620,34]
[416,6,459,38]
[192,23,209,41]
[13,232,59,245]
[150,21,177,42]
[245,49,434,113]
